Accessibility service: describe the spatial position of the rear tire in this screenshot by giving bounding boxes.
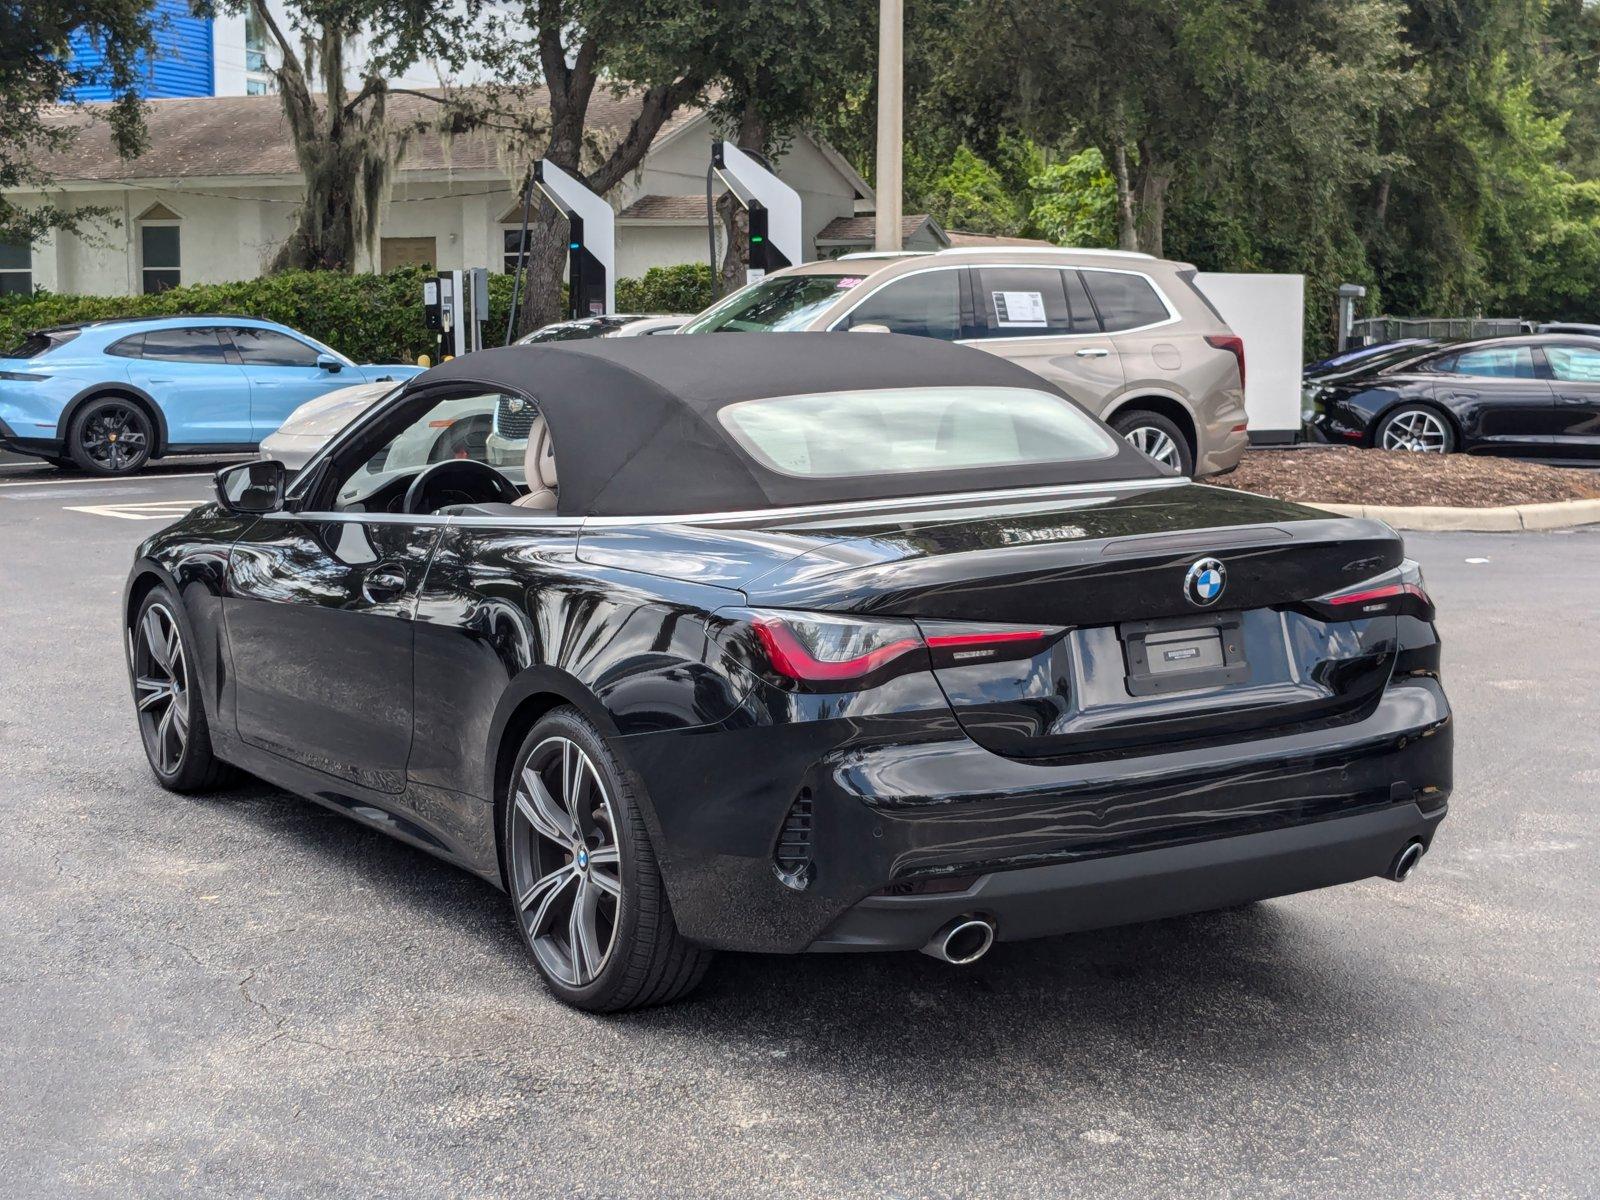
[69,396,154,475]
[1113,410,1194,475]
[502,707,713,1012]
[1375,404,1455,454]
[130,588,239,792]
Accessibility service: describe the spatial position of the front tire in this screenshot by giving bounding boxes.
[69,396,154,475]
[503,708,712,1012]
[130,588,237,792]
[1113,410,1194,475]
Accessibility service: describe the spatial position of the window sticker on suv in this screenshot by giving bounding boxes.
[992,291,1048,327]
[834,277,865,289]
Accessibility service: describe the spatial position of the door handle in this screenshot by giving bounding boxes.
[361,567,409,603]
[1075,348,1110,359]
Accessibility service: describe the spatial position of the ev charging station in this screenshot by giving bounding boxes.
[708,140,803,283]
[423,268,490,359]
[530,159,615,319]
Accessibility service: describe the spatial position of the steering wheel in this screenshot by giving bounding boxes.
[402,460,521,515]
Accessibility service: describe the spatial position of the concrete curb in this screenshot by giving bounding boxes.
[1312,498,1600,532]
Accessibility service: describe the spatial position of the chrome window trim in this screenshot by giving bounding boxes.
[820,262,1181,341]
[445,476,1190,530]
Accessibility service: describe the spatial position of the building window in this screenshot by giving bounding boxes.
[503,228,531,275]
[244,8,267,72]
[0,240,31,296]
[138,205,182,293]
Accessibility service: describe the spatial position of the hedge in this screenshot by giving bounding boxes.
[0,262,717,363]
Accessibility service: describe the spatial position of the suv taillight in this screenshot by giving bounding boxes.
[1206,334,1246,390]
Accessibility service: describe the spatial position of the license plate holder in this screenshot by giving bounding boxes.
[1121,612,1249,696]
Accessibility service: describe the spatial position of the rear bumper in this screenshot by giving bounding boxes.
[813,800,1445,951]
[0,416,60,458]
[622,678,1452,954]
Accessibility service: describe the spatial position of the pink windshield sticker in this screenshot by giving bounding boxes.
[835,277,865,289]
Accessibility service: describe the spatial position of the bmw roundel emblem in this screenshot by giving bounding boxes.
[1184,558,1227,607]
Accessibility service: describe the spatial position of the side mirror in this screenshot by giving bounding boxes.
[316,353,343,373]
[216,460,286,515]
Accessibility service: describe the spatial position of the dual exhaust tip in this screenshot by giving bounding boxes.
[921,916,996,964]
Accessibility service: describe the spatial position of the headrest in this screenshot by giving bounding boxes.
[513,413,559,509]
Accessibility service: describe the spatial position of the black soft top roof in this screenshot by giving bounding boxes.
[421,332,1166,516]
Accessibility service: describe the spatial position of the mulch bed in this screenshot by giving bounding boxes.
[1213,445,1600,508]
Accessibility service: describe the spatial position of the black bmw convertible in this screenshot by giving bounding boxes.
[125,334,1452,1011]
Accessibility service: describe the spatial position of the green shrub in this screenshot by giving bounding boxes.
[0,262,716,362]
[615,263,714,314]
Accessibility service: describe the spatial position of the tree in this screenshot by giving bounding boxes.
[1,0,156,247]
[219,0,434,273]
[443,1,722,332]
[688,1,870,297]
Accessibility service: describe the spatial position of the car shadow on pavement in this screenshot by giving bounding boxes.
[197,774,1404,1069]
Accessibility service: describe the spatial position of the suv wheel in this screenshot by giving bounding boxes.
[1113,410,1194,475]
[70,396,153,475]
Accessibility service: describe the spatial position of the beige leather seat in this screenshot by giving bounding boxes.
[513,414,559,509]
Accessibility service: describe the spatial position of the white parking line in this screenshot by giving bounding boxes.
[63,499,205,521]
[0,472,215,489]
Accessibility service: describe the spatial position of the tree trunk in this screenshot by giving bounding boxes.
[1133,144,1170,260]
[1111,141,1138,252]
[517,207,569,336]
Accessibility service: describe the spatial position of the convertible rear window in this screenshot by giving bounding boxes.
[718,386,1119,478]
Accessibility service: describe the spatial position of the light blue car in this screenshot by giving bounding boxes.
[0,315,422,474]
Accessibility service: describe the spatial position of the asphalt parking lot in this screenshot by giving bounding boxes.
[1,460,1596,1199]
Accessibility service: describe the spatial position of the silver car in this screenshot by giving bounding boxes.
[679,249,1247,476]
[261,382,497,478]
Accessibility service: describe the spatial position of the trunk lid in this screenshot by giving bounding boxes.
[736,481,1405,759]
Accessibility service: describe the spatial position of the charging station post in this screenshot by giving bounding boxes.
[532,160,615,320]
[708,141,803,286]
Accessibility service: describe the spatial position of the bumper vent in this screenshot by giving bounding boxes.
[773,791,814,889]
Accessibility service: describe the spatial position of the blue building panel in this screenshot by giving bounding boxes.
[67,0,214,100]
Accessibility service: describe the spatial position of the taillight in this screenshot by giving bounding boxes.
[751,613,924,683]
[1311,562,1434,620]
[730,609,1061,691]
[1329,583,1430,609]
[1205,334,1246,390]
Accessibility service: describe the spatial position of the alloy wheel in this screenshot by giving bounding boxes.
[1381,409,1450,453]
[1123,424,1182,469]
[80,403,150,472]
[134,603,190,775]
[509,736,623,988]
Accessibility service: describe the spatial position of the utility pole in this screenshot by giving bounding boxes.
[874,0,903,252]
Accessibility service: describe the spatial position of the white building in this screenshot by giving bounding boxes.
[7,90,876,297]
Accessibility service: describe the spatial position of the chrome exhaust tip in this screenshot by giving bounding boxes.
[920,916,996,964]
[1389,841,1425,882]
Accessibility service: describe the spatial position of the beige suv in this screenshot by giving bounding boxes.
[678,248,1248,476]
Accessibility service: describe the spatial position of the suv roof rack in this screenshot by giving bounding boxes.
[933,246,1156,260]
